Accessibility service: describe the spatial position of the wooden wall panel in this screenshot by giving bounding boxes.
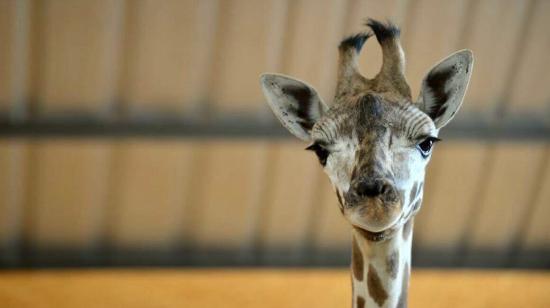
[460,0,529,116]
[507,0,550,120]
[0,1,548,268]
[36,0,123,116]
[260,141,320,263]
[0,140,27,264]
[191,141,267,260]
[1,0,546,122]
[345,0,409,79]
[517,148,550,267]
[0,0,30,119]
[27,140,110,251]
[312,175,351,262]
[0,138,547,267]
[465,143,547,266]
[121,0,218,117]
[402,0,468,100]
[107,141,193,251]
[414,142,489,264]
[209,0,287,117]
[281,0,348,101]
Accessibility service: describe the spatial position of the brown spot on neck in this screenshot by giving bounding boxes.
[352,236,364,281]
[386,250,399,279]
[397,263,410,308]
[402,219,413,240]
[367,264,388,306]
[356,296,365,308]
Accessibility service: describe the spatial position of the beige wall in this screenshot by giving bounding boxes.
[0,0,549,267]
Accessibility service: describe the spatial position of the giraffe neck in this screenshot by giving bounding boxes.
[350,219,413,308]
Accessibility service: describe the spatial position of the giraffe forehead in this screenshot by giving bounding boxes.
[313,97,435,143]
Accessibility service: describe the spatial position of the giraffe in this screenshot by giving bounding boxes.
[259,19,473,307]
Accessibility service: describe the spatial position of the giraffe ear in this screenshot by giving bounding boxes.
[417,50,474,129]
[260,73,328,141]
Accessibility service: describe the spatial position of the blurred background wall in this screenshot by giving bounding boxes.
[0,0,548,268]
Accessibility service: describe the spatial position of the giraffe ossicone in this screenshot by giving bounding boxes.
[260,18,473,308]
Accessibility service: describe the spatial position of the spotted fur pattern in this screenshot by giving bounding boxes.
[351,225,413,308]
[260,18,473,308]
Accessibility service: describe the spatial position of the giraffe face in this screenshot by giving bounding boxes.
[260,20,473,235]
[308,95,436,232]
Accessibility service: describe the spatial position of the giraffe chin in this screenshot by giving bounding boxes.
[345,198,402,233]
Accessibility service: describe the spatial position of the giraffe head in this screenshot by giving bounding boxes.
[260,20,473,238]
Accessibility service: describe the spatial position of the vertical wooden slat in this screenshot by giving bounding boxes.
[460,0,529,117]
[209,0,287,118]
[506,0,550,121]
[27,140,110,260]
[121,0,219,118]
[36,0,124,116]
[260,141,319,264]
[464,143,546,266]
[191,141,268,263]
[413,142,489,265]
[0,0,14,111]
[0,0,30,119]
[516,147,550,267]
[345,0,410,79]
[402,0,468,100]
[282,0,349,100]
[0,140,27,265]
[312,175,351,264]
[108,141,193,255]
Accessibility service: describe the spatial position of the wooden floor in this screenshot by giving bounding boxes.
[0,269,549,307]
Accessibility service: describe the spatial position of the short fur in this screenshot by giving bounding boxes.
[260,18,473,308]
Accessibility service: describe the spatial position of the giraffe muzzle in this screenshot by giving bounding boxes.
[347,178,399,205]
[344,177,402,232]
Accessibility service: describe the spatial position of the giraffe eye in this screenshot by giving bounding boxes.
[416,137,441,158]
[306,143,330,166]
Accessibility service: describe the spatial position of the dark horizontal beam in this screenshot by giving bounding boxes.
[0,118,548,141]
[0,119,290,139]
[2,248,549,269]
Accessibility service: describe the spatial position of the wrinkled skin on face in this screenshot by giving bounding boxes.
[310,94,437,233]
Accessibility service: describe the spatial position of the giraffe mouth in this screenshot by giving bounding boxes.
[345,197,402,233]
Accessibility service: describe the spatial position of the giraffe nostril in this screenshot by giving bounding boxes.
[380,183,392,195]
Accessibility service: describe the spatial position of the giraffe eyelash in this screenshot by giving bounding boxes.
[417,137,441,158]
[306,143,330,166]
